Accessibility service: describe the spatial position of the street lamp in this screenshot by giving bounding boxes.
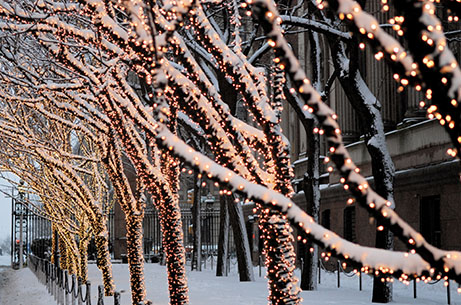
[12,180,28,269]
[204,193,215,253]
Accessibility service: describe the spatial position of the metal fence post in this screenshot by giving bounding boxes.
[337,261,340,288]
[359,270,362,291]
[55,266,59,302]
[77,278,82,305]
[64,270,69,305]
[226,253,230,276]
[62,270,66,305]
[413,279,417,299]
[46,261,50,293]
[258,255,262,278]
[53,264,56,300]
[98,285,104,305]
[447,280,451,305]
[85,281,91,305]
[60,268,64,305]
[72,274,77,305]
[318,259,321,284]
[41,258,45,284]
[57,267,61,305]
[114,291,121,305]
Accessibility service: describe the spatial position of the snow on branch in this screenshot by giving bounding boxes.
[165,62,254,179]
[436,0,461,21]
[152,120,434,280]
[248,0,461,284]
[279,15,352,40]
[323,0,461,158]
[155,30,270,180]
[191,5,279,125]
[322,0,418,84]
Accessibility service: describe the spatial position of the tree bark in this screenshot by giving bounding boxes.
[226,195,255,281]
[216,193,229,277]
[191,171,202,271]
[215,68,256,282]
[301,118,320,291]
[58,233,68,270]
[126,213,146,304]
[78,230,90,282]
[300,27,322,291]
[283,87,321,291]
[95,230,115,296]
[51,226,57,265]
[328,37,395,303]
[158,196,189,304]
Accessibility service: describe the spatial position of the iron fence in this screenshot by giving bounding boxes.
[142,209,233,261]
[315,258,454,304]
[28,254,131,305]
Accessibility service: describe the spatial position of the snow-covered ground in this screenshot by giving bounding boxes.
[0,255,10,266]
[0,256,459,304]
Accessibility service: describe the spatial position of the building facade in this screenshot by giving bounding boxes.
[283,1,461,254]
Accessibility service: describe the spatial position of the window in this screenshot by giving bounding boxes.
[321,209,331,230]
[420,195,441,247]
[343,206,356,242]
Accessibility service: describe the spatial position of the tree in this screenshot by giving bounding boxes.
[279,1,396,300]
[0,100,115,290]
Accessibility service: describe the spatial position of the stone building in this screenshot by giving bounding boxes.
[282,1,461,253]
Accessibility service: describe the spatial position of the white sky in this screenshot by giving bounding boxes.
[0,175,16,240]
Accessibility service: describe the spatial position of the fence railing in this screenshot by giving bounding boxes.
[28,254,128,305]
[142,209,226,260]
[316,258,454,305]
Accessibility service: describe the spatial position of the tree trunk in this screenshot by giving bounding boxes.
[126,213,147,304]
[58,234,67,270]
[215,65,255,282]
[299,27,322,291]
[159,196,189,304]
[216,193,229,276]
[95,230,115,296]
[372,219,393,303]
[191,171,202,271]
[301,119,320,290]
[259,210,299,304]
[370,132,394,303]
[283,88,321,292]
[51,226,57,265]
[78,231,90,282]
[226,195,255,281]
[328,37,395,303]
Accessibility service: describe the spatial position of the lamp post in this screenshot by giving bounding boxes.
[11,180,28,269]
[17,181,26,269]
[204,193,215,254]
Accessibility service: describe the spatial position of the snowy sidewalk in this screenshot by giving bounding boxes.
[0,266,55,305]
[0,259,459,304]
